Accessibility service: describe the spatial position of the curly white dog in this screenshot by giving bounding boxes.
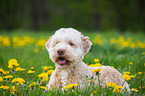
[46,28,130,91]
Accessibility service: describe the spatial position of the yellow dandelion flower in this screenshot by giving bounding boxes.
[29,82,36,88]
[12,78,25,84]
[123,74,131,81]
[33,82,36,86]
[110,38,117,44]
[40,86,47,89]
[90,79,93,83]
[130,75,135,78]
[111,66,114,68]
[0,68,4,74]
[0,85,9,90]
[142,52,145,55]
[43,66,53,71]
[3,71,10,75]
[34,48,39,53]
[10,86,16,92]
[138,72,142,75]
[8,59,17,64]
[15,67,25,71]
[27,70,35,73]
[130,88,138,92]
[47,70,54,75]
[94,59,99,62]
[64,84,78,89]
[8,59,19,68]
[38,73,48,81]
[3,75,13,79]
[0,76,3,82]
[29,84,33,88]
[123,71,130,74]
[113,86,123,93]
[106,82,117,88]
[89,63,101,67]
[43,66,49,71]
[135,73,137,77]
[129,62,133,65]
[91,68,102,73]
[31,67,34,70]
[94,91,97,93]
[11,91,15,95]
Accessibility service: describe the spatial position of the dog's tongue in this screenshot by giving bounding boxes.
[58,58,66,64]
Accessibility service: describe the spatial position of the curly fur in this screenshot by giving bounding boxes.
[45,28,130,91]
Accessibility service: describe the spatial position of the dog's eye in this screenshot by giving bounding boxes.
[69,42,74,46]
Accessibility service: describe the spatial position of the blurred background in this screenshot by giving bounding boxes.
[0,0,145,32]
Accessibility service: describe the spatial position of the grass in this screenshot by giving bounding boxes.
[0,30,145,96]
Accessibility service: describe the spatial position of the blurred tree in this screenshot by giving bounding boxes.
[0,0,144,32]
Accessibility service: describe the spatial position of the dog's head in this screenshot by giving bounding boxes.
[46,28,92,68]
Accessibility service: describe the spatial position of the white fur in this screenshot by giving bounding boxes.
[46,28,130,91]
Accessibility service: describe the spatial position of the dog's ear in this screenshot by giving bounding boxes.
[81,35,92,57]
[45,37,51,51]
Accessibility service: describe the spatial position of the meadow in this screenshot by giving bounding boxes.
[0,30,145,96]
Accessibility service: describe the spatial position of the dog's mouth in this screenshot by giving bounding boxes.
[57,57,70,66]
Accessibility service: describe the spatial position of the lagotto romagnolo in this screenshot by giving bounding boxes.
[45,28,130,91]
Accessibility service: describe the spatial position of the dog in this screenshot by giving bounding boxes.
[45,28,130,91]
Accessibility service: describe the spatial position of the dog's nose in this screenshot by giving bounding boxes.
[57,49,65,55]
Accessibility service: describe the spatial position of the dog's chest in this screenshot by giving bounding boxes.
[56,68,86,87]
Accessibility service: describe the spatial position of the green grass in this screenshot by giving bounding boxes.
[0,30,145,96]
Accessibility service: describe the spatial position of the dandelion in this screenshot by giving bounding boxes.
[27,70,35,73]
[130,88,138,92]
[106,82,117,88]
[138,72,142,75]
[47,70,54,75]
[43,66,49,71]
[29,82,36,88]
[10,86,16,93]
[89,63,101,67]
[0,85,9,90]
[0,68,4,74]
[142,86,144,89]
[31,67,34,70]
[8,59,19,68]
[94,59,99,62]
[91,68,102,74]
[110,38,117,44]
[64,84,78,90]
[38,73,48,81]
[12,78,25,84]
[15,67,25,71]
[34,48,39,53]
[40,86,47,89]
[90,79,93,83]
[33,82,36,86]
[142,52,145,55]
[123,71,130,74]
[123,74,131,81]
[130,75,135,78]
[3,75,13,79]
[3,71,10,75]
[43,66,53,71]
[0,76,3,82]
[129,62,133,65]
[113,86,123,93]
[29,84,33,88]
